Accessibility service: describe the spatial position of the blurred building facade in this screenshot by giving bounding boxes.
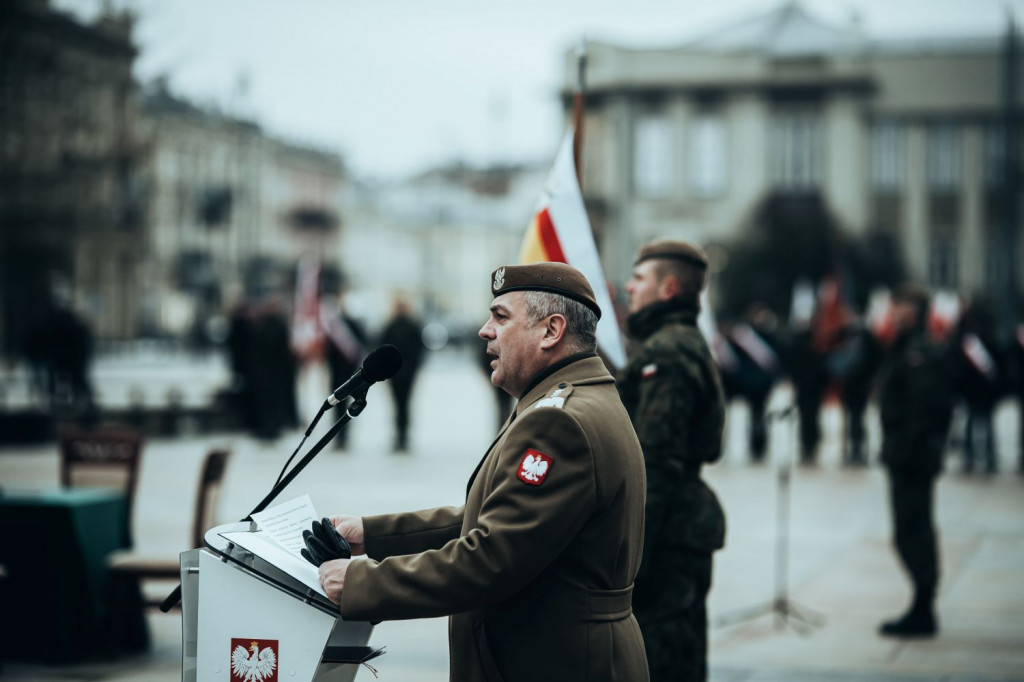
[0,0,144,356]
[0,0,346,358]
[341,164,544,337]
[569,2,1024,305]
[136,84,344,342]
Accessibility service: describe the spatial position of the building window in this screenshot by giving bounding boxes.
[926,124,960,192]
[870,122,905,191]
[770,109,822,191]
[984,123,1006,188]
[689,112,728,198]
[985,226,1009,296]
[633,111,674,198]
[871,194,902,233]
[928,237,958,290]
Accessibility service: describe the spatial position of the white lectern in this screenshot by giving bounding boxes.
[180,522,379,682]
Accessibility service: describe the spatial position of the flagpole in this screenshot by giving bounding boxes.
[572,38,587,187]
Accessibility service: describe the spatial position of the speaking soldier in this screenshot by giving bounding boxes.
[316,262,649,682]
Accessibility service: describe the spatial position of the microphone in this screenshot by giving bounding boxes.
[326,344,403,406]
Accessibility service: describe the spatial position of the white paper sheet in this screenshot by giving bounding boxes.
[250,493,319,555]
[220,495,329,598]
[219,529,327,597]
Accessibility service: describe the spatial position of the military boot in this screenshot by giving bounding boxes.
[879,589,937,637]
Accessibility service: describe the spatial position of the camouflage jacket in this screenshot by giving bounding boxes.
[619,298,726,557]
[878,328,953,475]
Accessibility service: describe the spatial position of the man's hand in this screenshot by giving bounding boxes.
[329,516,365,556]
[318,558,350,605]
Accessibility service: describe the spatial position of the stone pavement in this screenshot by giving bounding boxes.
[1,347,1023,681]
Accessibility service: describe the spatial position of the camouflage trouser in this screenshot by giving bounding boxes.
[634,548,713,682]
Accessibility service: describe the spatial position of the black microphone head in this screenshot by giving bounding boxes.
[362,344,404,381]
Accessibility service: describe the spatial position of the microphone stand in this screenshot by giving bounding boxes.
[159,388,370,612]
[715,404,825,635]
[247,389,368,518]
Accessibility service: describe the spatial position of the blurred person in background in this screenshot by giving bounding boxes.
[34,295,94,413]
[877,284,953,638]
[619,239,726,682]
[316,263,649,682]
[784,323,828,464]
[250,296,297,441]
[379,296,425,452]
[832,316,884,467]
[950,300,1005,474]
[227,299,258,432]
[322,291,366,449]
[724,303,781,463]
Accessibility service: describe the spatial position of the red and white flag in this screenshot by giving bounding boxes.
[519,128,627,368]
[291,256,324,363]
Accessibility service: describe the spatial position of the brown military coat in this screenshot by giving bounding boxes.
[340,355,649,682]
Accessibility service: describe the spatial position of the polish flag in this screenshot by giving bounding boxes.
[519,128,627,369]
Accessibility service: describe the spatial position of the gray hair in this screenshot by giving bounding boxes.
[522,290,598,354]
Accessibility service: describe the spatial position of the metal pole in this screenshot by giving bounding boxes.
[572,38,588,188]
[1002,12,1020,343]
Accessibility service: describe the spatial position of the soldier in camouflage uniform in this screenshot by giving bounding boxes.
[877,284,952,637]
[618,240,727,682]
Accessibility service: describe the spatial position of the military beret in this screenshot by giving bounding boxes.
[635,239,708,269]
[490,262,602,320]
[892,283,931,307]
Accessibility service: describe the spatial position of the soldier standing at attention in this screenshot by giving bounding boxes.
[317,262,650,682]
[619,239,727,682]
[877,284,952,637]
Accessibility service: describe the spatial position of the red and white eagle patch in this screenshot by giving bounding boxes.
[517,449,553,486]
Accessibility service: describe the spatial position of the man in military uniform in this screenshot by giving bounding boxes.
[317,262,649,682]
[877,284,952,637]
[618,240,726,682]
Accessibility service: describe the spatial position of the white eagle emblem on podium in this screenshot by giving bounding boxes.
[517,449,553,485]
[231,640,278,682]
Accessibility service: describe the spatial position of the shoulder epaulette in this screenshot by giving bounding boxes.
[534,382,575,410]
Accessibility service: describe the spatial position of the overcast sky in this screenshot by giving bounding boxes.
[57,0,1024,180]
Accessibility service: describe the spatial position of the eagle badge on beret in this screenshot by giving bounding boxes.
[493,267,506,290]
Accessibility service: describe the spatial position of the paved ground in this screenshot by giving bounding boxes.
[1,347,1023,681]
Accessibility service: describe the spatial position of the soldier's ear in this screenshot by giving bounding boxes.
[539,313,567,349]
[660,275,681,301]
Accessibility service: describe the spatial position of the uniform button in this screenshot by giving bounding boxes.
[558,383,567,389]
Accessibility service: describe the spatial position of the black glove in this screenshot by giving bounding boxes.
[301,517,352,566]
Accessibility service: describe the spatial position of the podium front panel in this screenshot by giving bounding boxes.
[196,551,335,682]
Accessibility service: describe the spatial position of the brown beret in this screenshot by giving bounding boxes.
[635,239,708,269]
[892,283,931,307]
[490,262,602,319]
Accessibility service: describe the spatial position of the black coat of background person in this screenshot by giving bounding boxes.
[379,299,425,451]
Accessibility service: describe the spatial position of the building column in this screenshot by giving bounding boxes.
[668,95,694,199]
[961,125,984,298]
[824,95,869,233]
[603,95,636,285]
[724,94,769,241]
[904,125,928,283]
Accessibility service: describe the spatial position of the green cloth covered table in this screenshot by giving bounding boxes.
[0,487,143,661]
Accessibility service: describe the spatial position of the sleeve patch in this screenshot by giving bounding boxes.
[641,363,658,379]
[517,449,554,486]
